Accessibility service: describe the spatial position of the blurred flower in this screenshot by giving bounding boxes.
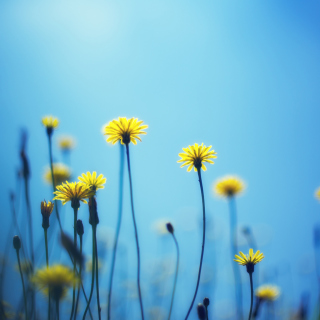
[58,135,75,151]
[255,285,280,301]
[42,116,59,133]
[85,256,104,272]
[152,219,173,235]
[177,143,217,172]
[32,264,79,301]
[43,163,71,186]
[234,249,264,267]
[315,187,320,200]
[103,117,148,145]
[15,260,33,278]
[78,171,106,192]
[147,307,166,320]
[53,181,94,208]
[214,176,245,197]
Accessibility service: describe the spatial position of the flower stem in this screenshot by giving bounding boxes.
[95,229,101,320]
[83,224,96,320]
[107,144,125,320]
[16,249,28,320]
[248,272,253,320]
[56,300,60,320]
[44,229,51,320]
[74,234,83,320]
[125,144,144,320]
[167,233,179,320]
[70,208,78,320]
[185,169,206,320]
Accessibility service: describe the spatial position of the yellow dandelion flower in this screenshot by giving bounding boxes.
[78,172,106,192]
[42,116,59,130]
[103,117,148,145]
[58,136,75,151]
[32,264,78,301]
[41,200,54,218]
[255,285,280,301]
[177,143,217,172]
[234,249,264,272]
[215,176,245,197]
[53,181,94,208]
[315,187,320,200]
[43,163,71,186]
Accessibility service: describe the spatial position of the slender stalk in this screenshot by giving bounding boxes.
[95,229,101,320]
[83,225,96,320]
[56,300,60,320]
[107,144,125,320]
[185,169,206,320]
[248,272,253,320]
[125,144,144,320]
[74,234,83,320]
[70,208,78,320]
[229,197,243,320]
[167,233,179,320]
[44,229,51,320]
[16,249,28,320]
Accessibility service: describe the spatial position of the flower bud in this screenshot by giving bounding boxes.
[197,303,206,320]
[13,235,21,250]
[166,222,174,234]
[203,297,210,307]
[89,197,99,226]
[76,220,84,236]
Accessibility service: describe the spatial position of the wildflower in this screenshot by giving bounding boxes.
[53,181,94,208]
[197,304,207,320]
[255,285,280,301]
[178,143,217,172]
[103,117,148,145]
[42,116,59,135]
[32,265,79,301]
[315,187,320,200]
[43,163,71,186]
[234,248,264,273]
[215,176,245,197]
[15,260,33,278]
[78,171,106,192]
[58,135,75,151]
[41,200,54,229]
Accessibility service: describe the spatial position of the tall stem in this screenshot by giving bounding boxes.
[107,144,125,320]
[248,272,253,320]
[56,300,60,320]
[167,233,179,320]
[44,229,51,320]
[83,224,96,320]
[125,144,144,320]
[74,234,83,320]
[229,197,243,320]
[16,250,28,320]
[185,169,206,320]
[70,208,78,320]
[95,229,101,320]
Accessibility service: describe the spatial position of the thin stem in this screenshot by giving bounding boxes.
[70,208,78,320]
[185,169,206,320]
[229,197,243,320]
[74,234,83,320]
[107,144,125,320]
[248,272,253,320]
[56,300,60,320]
[16,250,28,320]
[83,224,96,320]
[167,233,179,320]
[95,228,101,320]
[125,144,144,320]
[44,229,51,320]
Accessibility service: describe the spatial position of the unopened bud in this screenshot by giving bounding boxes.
[203,297,210,307]
[89,197,99,226]
[166,222,174,234]
[197,303,206,320]
[13,235,21,250]
[76,220,84,236]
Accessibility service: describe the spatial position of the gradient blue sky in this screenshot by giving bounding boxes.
[1,0,320,318]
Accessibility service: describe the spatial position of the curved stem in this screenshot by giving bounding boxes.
[16,250,28,320]
[107,144,125,320]
[70,208,78,320]
[248,272,253,320]
[44,229,51,320]
[83,224,96,320]
[167,233,180,320]
[125,144,144,320]
[95,229,101,320]
[74,235,83,320]
[185,169,206,320]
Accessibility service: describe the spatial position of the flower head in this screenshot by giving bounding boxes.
[255,285,280,301]
[315,187,320,201]
[41,200,54,229]
[78,172,106,193]
[53,181,94,208]
[42,116,59,135]
[32,264,79,301]
[103,117,148,145]
[43,163,71,186]
[58,136,75,151]
[177,143,217,172]
[215,176,245,197]
[234,248,264,273]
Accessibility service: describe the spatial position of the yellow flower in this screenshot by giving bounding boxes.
[15,260,33,278]
[103,117,148,145]
[53,181,94,208]
[78,172,106,192]
[177,143,217,172]
[32,265,79,301]
[43,163,71,186]
[255,285,280,301]
[234,249,264,272]
[215,176,245,197]
[41,200,54,218]
[58,136,75,151]
[315,187,320,200]
[42,116,59,130]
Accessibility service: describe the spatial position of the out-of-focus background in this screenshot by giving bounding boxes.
[1,0,320,319]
